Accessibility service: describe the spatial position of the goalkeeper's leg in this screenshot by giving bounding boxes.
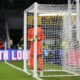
[38,54,43,77]
[29,55,34,73]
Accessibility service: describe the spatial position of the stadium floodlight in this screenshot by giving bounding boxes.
[39,13,67,16]
[39,13,76,16]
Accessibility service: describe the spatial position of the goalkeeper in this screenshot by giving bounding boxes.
[28,26,45,76]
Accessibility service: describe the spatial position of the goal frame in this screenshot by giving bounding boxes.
[23,0,80,78]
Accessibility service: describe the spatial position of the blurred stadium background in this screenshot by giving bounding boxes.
[0,0,67,49]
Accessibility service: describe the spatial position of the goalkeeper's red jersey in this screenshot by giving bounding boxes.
[28,27,45,55]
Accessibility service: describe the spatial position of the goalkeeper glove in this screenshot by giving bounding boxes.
[30,38,35,42]
[35,35,40,40]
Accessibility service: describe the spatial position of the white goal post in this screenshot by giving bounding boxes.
[24,0,80,78]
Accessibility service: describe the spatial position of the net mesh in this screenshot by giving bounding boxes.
[26,2,80,76]
[26,11,80,77]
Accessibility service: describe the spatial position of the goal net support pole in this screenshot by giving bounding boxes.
[76,0,80,45]
[33,2,38,78]
[23,11,27,72]
[68,0,72,41]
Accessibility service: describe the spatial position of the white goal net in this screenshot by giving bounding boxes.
[24,0,80,78]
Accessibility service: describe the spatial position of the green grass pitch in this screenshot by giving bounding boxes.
[0,62,80,80]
